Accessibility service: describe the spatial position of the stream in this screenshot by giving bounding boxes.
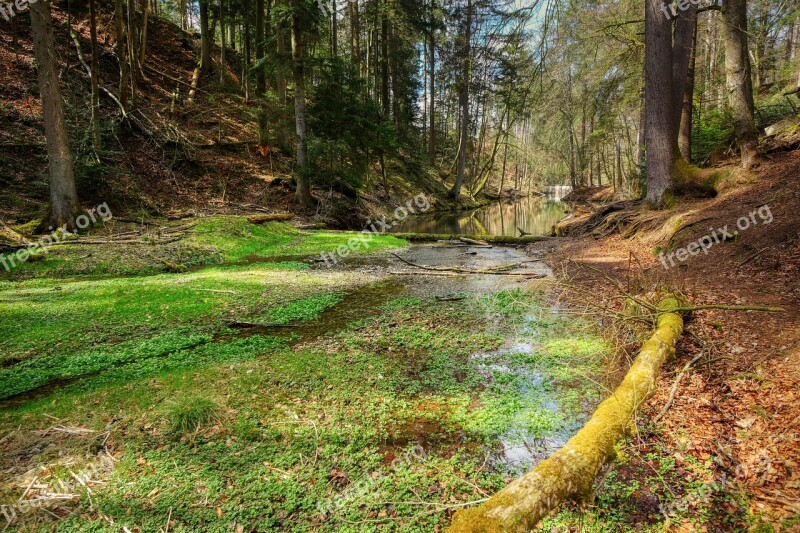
[392,188,571,237]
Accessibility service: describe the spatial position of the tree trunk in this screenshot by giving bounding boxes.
[139,0,149,67]
[244,19,251,101]
[678,21,697,162]
[292,9,313,207]
[219,0,226,83]
[722,0,759,169]
[450,0,471,200]
[199,0,212,77]
[350,0,360,70]
[428,2,436,162]
[276,2,289,150]
[255,0,266,95]
[331,0,338,57]
[671,3,697,157]
[645,0,674,204]
[380,0,390,117]
[89,0,101,156]
[30,0,80,229]
[114,0,129,111]
[127,0,139,105]
[637,85,645,178]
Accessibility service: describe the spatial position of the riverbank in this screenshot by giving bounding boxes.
[537,151,800,530]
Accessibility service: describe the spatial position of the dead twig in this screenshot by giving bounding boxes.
[653,350,706,423]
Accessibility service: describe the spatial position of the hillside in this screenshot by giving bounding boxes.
[0,1,444,229]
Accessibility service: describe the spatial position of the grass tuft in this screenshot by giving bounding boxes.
[164,395,222,436]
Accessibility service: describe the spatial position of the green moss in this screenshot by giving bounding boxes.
[1,217,406,280]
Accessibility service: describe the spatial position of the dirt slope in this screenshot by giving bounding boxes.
[0,2,434,229]
[546,151,800,528]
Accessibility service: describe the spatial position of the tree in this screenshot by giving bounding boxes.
[645,0,674,204]
[671,3,697,159]
[450,0,472,200]
[291,0,314,207]
[114,0,129,111]
[29,0,80,229]
[722,0,759,169]
[89,0,102,156]
[199,0,213,77]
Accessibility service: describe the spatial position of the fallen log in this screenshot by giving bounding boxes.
[391,233,551,244]
[248,213,294,224]
[0,223,29,247]
[391,253,544,277]
[447,297,684,532]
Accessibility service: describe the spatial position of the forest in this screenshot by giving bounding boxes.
[1,0,799,530]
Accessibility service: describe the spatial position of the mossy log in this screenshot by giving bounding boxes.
[0,223,29,247]
[247,213,294,224]
[391,233,550,244]
[448,298,684,533]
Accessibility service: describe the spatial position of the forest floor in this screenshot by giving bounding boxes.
[0,219,614,532]
[538,150,800,531]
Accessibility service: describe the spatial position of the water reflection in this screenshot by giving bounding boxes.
[392,195,568,237]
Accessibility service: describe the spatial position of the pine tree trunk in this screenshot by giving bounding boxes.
[671,3,697,157]
[30,0,80,229]
[678,21,697,163]
[331,0,338,57]
[255,0,266,96]
[114,0,129,111]
[219,0,226,84]
[139,0,149,68]
[89,0,101,156]
[428,3,436,163]
[127,0,139,105]
[381,1,390,117]
[645,0,674,204]
[722,0,759,169]
[350,0,360,70]
[292,9,313,207]
[276,2,289,150]
[199,0,212,77]
[450,0,471,200]
[244,20,251,101]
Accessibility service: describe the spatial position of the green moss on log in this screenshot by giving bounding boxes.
[447,298,684,533]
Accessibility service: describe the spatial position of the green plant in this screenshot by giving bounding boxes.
[164,395,221,436]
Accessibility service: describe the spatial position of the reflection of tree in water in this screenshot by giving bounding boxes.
[392,196,568,237]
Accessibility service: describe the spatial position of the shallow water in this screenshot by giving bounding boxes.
[392,195,568,237]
